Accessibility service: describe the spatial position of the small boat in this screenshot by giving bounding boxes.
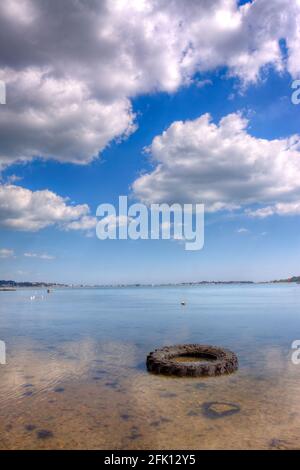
[181,301,186,306]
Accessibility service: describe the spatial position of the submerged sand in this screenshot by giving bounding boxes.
[0,337,299,450]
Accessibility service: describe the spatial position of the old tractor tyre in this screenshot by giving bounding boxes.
[146,344,238,377]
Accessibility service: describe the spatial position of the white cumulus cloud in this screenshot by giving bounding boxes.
[248,201,300,218]
[132,112,300,215]
[65,215,97,231]
[0,184,94,231]
[0,0,300,168]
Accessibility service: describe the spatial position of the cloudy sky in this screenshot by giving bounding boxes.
[0,0,300,283]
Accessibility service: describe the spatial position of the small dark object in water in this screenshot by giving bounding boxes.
[37,429,54,440]
[25,424,36,432]
[181,301,186,306]
[202,401,240,419]
[129,426,142,441]
[120,414,130,421]
[160,391,177,398]
[150,420,161,427]
[269,438,292,450]
[146,344,238,377]
[105,381,119,389]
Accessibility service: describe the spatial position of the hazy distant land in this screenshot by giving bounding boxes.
[1,276,299,290]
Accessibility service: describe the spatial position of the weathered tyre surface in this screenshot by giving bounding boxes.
[146,344,238,377]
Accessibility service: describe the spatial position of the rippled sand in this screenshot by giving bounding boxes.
[0,337,300,450]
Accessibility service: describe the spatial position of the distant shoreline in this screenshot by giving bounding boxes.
[0,278,299,290]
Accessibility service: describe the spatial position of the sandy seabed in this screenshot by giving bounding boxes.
[0,338,299,450]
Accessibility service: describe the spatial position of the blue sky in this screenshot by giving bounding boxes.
[0,0,300,284]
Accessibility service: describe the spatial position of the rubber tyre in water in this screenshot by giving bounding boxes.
[146,344,238,377]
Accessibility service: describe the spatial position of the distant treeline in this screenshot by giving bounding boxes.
[0,277,299,288]
[272,276,300,283]
[0,280,66,288]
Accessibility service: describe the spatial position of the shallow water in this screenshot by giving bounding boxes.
[0,284,300,449]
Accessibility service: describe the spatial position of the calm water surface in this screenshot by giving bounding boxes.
[0,284,300,449]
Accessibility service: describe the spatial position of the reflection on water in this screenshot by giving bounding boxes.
[0,285,300,449]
